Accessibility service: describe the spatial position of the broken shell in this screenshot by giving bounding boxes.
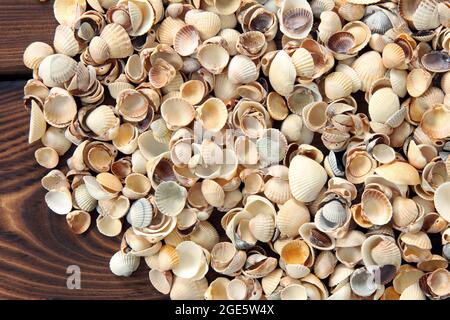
[66,210,91,234]
[35,147,59,169]
[289,155,328,203]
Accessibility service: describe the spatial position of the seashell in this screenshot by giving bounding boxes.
[197,44,229,75]
[38,54,78,87]
[173,241,208,280]
[339,3,365,22]
[45,187,73,215]
[279,0,313,40]
[269,50,296,97]
[185,10,221,40]
[128,198,152,228]
[190,221,219,251]
[400,282,426,300]
[54,25,82,57]
[335,64,361,93]
[158,245,180,271]
[157,16,186,45]
[219,28,240,56]
[226,278,248,300]
[350,267,377,298]
[420,104,450,140]
[149,269,173,295]
[291,48,314,79]
[100,23,133,59]
[160,97,195,130]
[73,183,97,212]
[421,51,450,73]
[35,147,59,169]
[155,181,187,217]
[85,105,117,137]
[264,176,291,205]
[434,182,450,222]
[121,173,150,199]
[262,269,283,296]
[28,101,47,144]
[280,284,308,300]
[248,213,275,243]
[43,88,78,129]
[170,276,208,300]
[341,21,371,54]
[201,179,225,208]
[389,69,408,98]
[422,268,450,299]
[205,277,230,300]
[41,170,69,191]
[361,189,393,226]
[299,223,335,250]
[196,98,228,132]
[256,128,288,167]
[417,255,449,272]
[212,0,241,16]
[412,0,440,31]
[179,80,205,106]
[54,0,87,27]
[109,251,140,277]
[66,210,91,234]
[352,51,386,92]
[325,72,353,100]
[228,55,258,84]
[289,155,328,203]
[368,87,400,124]
[407,69,432,98]
[318,11,342,44]
[23,42,54,70]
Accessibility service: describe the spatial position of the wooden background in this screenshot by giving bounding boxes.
[0,0,165,299]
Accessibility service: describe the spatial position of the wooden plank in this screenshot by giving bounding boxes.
[0,1,58,76]
[0,81,165,299]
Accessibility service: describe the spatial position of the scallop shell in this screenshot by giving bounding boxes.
[54,0,87,27]
[109,251,140,277]
[45,187,73,215]
[289,155,328,203]
[155,181,187,217]
[173,25,201,57]
[157,16,186,45]
[23,42,54,70]
[269,50,296,97]
[73,183,97,212]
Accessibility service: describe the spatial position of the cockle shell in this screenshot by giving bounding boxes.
[248,213,275,243]
[269,50,296,97]
[434,182,450,222]
[23,42,54,70]
[196,98,228,132]
[66,210,91,234]
[197,44,229,75]
[160,97,195,130]
[155,181,187,217]
[185,10,221,40]
[201,179,225,208]
[28,101,47,144]
[128,198,152,228]
[39,54,78,87]
[54,0,87,27]
[45,187,73,215]
[35,147,59,169]
[172,241,208,280]
[368,87,400,123]
[420,104,450,140]
[352,51,386,92]
[170,276,208,300]
[228,55,258,84]
[100,23,133,58]
[289,155,328,203]
[278,0,313,40]
[149,269,172,295]
[54,25,82,57]
[109,250,140,277]
[325,72,353,100]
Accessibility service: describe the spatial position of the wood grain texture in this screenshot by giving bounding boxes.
[0,1,57,76]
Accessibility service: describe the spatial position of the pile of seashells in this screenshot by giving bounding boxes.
[22,0,450,300]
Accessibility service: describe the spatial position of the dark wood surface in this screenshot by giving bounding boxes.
[0,1,162,300]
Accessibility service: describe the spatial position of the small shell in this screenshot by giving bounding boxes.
[109,251,140,277]
[155,181,187,217]
[361,189,393,226]
[100,23,133,59]
[197,44,229,74]
[289,155,328,203]
[375,161,421,186]
[180,80,205,105]
[228,55,258,84]
[368,87,400,123]
[158,245,180,271]
[352,51,386,92]
[196,98,228,132]
[66,210,91,234]
[73,183,97,212]
[434,182,450,222]
[185,10,221,40]
[170,276,208,300]
[279,0,313,40]
[400,282,426,300]
[412,0,440,31]
[23,42,54,70]
[276,199,311,237]
[299,223,335,250]
[54,25,82,57]
[280,284,308,300]
[173,241,208,280]
[157,17,186,45]
[128,198,153,228]
[201,179,225,207]
[420,104,450,140]
[407,69,432,98]
[421,51,450,73]
[160,97,195,130]
[38,54,78,87]
[29,101,47,144]
[324,72,353,100]
[45,187,73,215]
[35,147,59,169]
[248,213,275,243]
[269,50,296,97]
[43,88,77,128]
[149,269,173,295]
